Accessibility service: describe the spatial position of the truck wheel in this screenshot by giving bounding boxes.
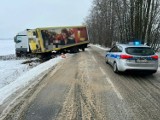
[75,47,79,53]
[16,53,21,57]
[70,47,79,53]
[18,51,27,58]
[82,47,85,51]
[40,52,52,61]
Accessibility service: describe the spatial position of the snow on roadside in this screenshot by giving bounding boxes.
[0,56,63,105]
[0,59,38,89]
[91,44,110,51]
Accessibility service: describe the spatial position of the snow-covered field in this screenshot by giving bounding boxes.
[92,44,110,51]
[0,40,15,56]
[0,59,37,89]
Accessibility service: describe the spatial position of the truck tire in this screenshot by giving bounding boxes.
[70,47,79,53]
[16,53,21,57]
[82,47,85,51]
[18,51,26,58]
[40,52,52,61]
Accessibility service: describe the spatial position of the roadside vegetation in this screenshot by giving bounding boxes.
[86,0,160,51]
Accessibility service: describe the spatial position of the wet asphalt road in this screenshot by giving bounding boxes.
[21,45,160,120]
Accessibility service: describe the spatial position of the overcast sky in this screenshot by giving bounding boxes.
[0,0,93,38]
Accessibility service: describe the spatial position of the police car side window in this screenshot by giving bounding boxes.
[117,46,122,52]
[110,47,115,52]
[110,46,118,52]
[110,46,122,52]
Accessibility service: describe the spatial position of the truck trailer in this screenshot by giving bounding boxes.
[14,25,89,58]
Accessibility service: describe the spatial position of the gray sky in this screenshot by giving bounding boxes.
[0,0,93,38]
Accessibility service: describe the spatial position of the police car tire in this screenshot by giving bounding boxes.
[150,70,157,74]
[105,57,109,64]
[113,62,119,73]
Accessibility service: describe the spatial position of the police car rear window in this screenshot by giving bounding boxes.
[125,47,155,56]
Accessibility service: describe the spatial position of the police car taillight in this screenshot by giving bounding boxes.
[120,54,133,59]
[151,55,158,60]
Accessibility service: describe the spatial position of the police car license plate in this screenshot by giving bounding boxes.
[136,59,148,63]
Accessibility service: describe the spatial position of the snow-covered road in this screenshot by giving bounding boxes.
[0,40,159,119]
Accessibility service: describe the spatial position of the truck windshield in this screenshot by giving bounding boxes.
[125,47,155,56]
[14,35,27,43]
[14,36,17,43]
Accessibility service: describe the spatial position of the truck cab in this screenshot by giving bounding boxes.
[14,29,40,57]
[14,30,30,57]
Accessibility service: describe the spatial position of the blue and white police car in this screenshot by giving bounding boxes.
[105,42,159,74]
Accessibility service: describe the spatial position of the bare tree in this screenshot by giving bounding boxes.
[85,0,160,50]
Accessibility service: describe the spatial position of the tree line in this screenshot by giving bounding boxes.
[85,0,160,51]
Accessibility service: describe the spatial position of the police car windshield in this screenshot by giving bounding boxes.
[125,47,155,56]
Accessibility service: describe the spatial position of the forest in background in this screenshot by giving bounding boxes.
[85,0,160,51]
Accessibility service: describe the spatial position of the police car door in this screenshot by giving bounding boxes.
[109,45,121,66]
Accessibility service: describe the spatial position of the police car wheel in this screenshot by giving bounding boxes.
[113,62,119,73]
[105,57,109,64]
[149,70,157,74]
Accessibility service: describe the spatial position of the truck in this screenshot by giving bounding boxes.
[14,25,89,58]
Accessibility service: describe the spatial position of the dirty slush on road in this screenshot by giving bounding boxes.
[21,51,107,120]
[3,50,108,120]
[0,51,134,120]
[54,53,105,120]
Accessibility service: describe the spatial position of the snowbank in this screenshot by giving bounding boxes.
[0,59,36,89]
[0,57,62,105]
[92,44,110,51]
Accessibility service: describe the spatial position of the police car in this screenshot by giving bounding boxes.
[105,42,159,74]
